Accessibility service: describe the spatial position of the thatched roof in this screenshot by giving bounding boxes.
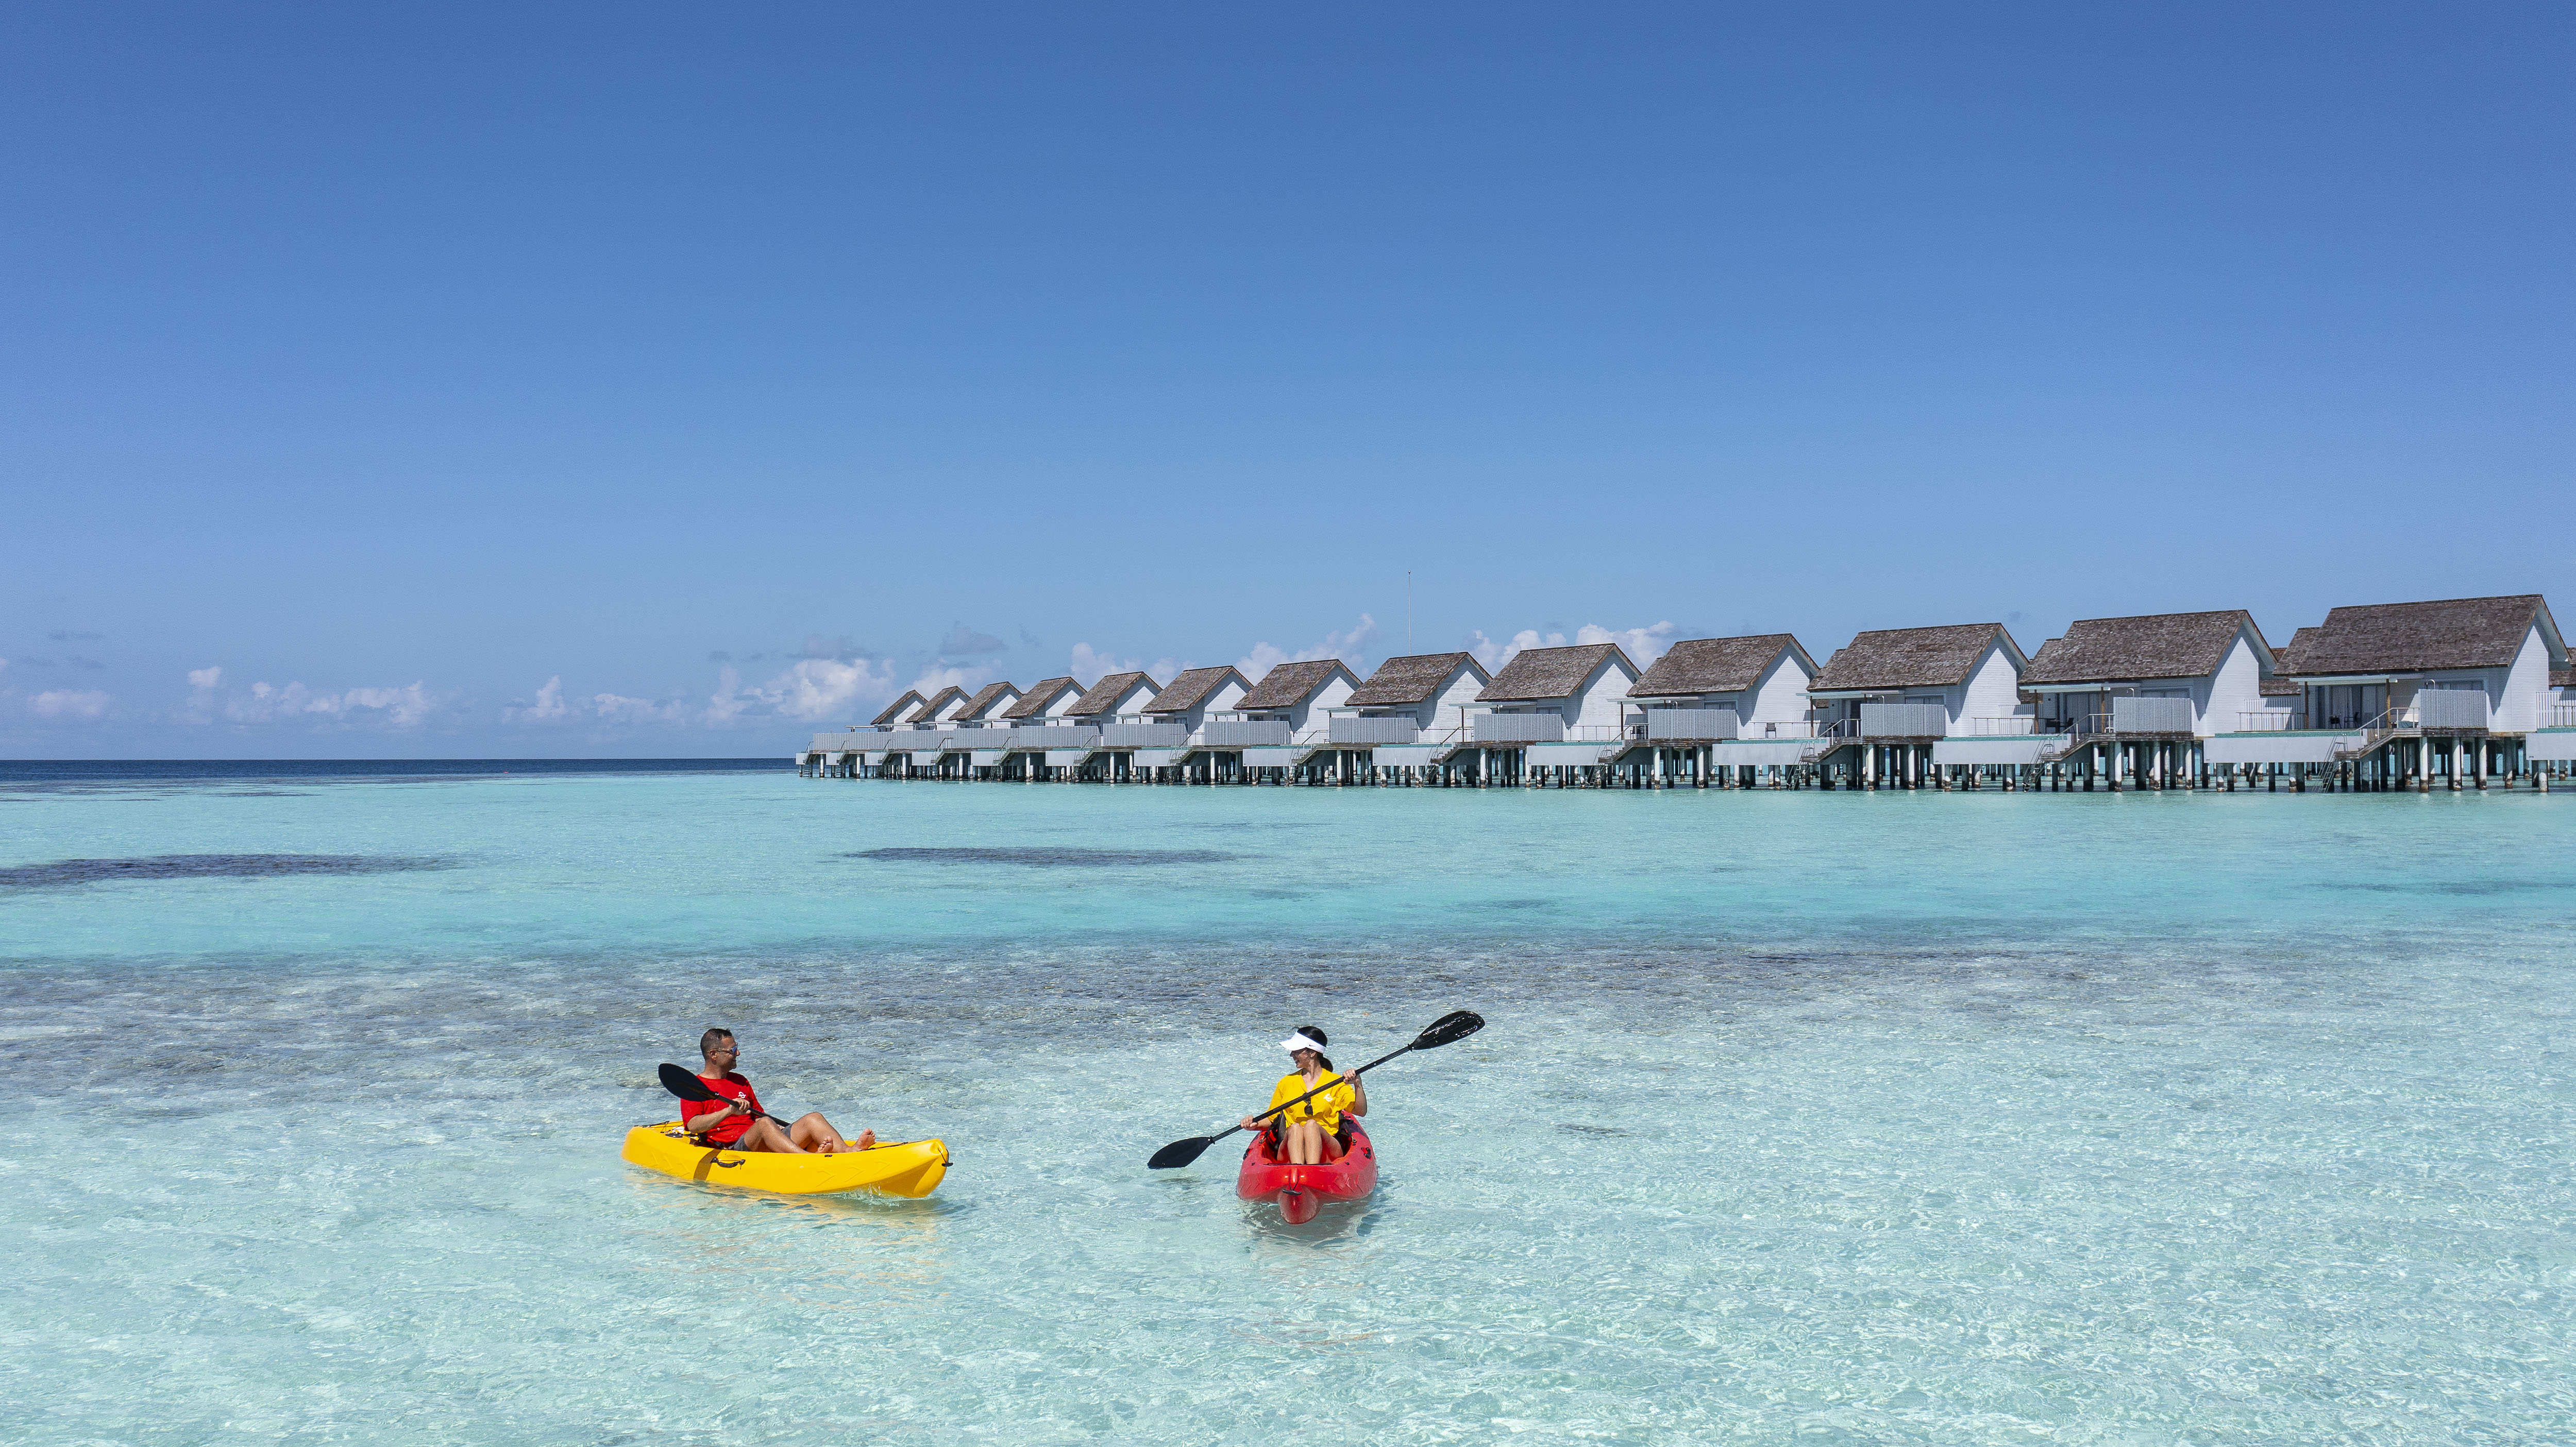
[2281,595,2557,677]
[2259,676,2304,697]
[1239,658,1355,710]
[1068,671,1157,717]
[1001,677,1081,720]
[1478,643,1631,703]
[871,691,927,727]
[1347,652,1487,707]
[1809,624,2020,692]
[953,682,1019,721]
[905,686,966,723]
[1628,635,1807,699]
[1145,666,1247,715]
[2023,610,2262,686]
[2554,668,2575,689]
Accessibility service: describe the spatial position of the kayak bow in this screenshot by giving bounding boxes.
[1236,1120,1377,1224]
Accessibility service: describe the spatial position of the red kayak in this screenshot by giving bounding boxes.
[1237,1121,1378,1224]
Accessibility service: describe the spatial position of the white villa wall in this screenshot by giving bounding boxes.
[930,692,972,723]
[2498,624,2554,732]
[1954,640,2028,734]
[1105,679,1160,721]
[1746,651,1813,726]
[1418,667,1488,737]
[1177,676,1249,728]
[1569,657,1641,729]
[1287,674,1355,733]
[980,688,1023,723]
[2204,631,2270,735]
[1039,686,1084,720]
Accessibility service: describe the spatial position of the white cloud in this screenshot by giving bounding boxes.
[505,676,569,723]
[188,666,222,690]
[1576,621,1677,665]
[1466,628,1542,671]
[218,679,439,728]
[1469,621,1675,672]
[1236,614,1378,680]
[593,692,688,722]
[31,688,110,719]
[1068,642,1139,682]
[711,657,904,723]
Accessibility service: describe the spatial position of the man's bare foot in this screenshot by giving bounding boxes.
[855,1129,876,1149]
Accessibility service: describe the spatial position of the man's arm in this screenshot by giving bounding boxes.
[682,1100,744,1133]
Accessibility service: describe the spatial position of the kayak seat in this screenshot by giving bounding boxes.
[1319,1133,1345,1164]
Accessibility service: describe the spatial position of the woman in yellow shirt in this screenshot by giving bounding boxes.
[1240,1026,1368,1165]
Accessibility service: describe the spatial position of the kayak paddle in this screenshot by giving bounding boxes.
[1147,1010,1484,1169]
[658,1062,794,1128]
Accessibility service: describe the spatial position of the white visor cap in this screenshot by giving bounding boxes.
[1281,1032,1326,1056]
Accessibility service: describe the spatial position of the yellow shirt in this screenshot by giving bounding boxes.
[1268,1069,1353,1133]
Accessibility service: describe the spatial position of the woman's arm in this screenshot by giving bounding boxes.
[1343,1073,1366,1117]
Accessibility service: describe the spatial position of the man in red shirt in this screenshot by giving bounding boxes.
[682,1028,873,1153]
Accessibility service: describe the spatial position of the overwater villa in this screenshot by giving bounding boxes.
[797,590,2575,791]
[2228,594,2572,791]
[1065,671,1162,782]
[855,689,937,777]
[1330,652,1492,785]
[1805,623,2030,789]
[1195,659,1357,784]
[881,686,971,780]
[1137,665,1249,781]
[996,675,1088,781]
[939,680,1023,779]
[1466,643,1641,787]
[2019,610,2278,790]
[1619,634,1822,788]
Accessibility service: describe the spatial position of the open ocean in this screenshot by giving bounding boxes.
[3,759,2570,1445]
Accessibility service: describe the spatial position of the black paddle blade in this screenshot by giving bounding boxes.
[658,1063,718,1101]
[1412,1010,1485,1049]
[1148,1135,1217,1170]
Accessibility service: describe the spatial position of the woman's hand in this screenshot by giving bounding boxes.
[1239,1115,1264,1131]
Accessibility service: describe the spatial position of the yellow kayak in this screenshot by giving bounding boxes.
[621,1122,949,1198]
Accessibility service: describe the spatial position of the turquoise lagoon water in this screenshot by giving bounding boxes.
[3,762,2571,1444]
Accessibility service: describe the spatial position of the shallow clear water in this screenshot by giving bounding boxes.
[4,764,2571,1444]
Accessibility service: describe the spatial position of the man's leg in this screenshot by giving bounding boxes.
[789,1112,872,1153]
[735,1117,807,1153]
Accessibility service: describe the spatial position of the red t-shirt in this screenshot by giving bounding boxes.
[687,1072,763,1144]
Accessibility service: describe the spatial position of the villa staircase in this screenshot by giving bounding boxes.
[1424,728,1477,765]
[2029,731,2084,766]
[2333,715,2411,762]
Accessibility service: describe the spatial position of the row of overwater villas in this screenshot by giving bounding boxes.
[799,594,2576,792]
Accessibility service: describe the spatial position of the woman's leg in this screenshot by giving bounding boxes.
[1287,1121,1321,1165]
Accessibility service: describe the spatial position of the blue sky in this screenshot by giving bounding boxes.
[5,5,2570,756]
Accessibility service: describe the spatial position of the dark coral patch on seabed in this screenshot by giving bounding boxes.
[0,855,452,890]
[846,847,1237,867]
